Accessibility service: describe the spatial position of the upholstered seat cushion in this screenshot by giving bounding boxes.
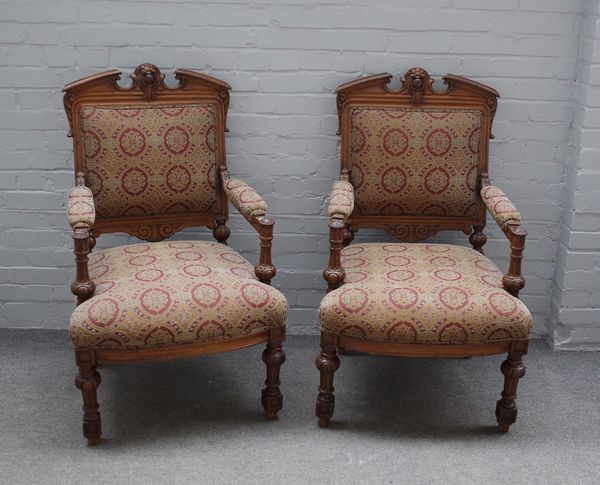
[70,240,288,349]
[320,243,532,344]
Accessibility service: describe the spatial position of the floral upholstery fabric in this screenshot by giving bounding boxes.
[80,104,218,219]
[223,178,267,221]
[67,186,95,228]
[70,240,288,349]
[482,185,521,228]
[320,243,531,344]
[328,180,354,221]
[349,107,483,217]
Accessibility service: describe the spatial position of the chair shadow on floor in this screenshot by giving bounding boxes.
[94,349,273,448]
[324,352,515,441]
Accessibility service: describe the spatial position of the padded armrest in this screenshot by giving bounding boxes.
[481,185,521,229]
[67,186,95,228]
[223,178,268,222]
[328,180,354,222]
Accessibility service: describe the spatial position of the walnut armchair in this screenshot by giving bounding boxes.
[316,68,531,432]
[63,64,287,444]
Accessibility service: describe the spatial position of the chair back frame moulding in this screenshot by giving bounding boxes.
[336,67,499,242]
[63,63,232,242]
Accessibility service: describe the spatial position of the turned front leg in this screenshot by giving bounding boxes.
[315,332,340,427]
[262,326,286,419]
[75,349,102,445]
[496,346,527,432]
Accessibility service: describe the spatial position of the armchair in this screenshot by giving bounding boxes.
[316,68,531,432]
[63,64,287,444]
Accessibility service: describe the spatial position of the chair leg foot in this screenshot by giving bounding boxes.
[261,327,285,420]
[495,349,526,432]
[318,416,331,428]
[315,332,340,427]
[75,350,102,445]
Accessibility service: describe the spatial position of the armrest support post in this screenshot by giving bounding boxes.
[323,219,346,293]
[68,180,96,305]
[71,226,95,305]
[220,166,276,284]
[502,224,527,298]
[255,216,276,285]
[480,176,527,298]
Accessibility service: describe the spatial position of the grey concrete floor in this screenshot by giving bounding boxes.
[0,329,599,484]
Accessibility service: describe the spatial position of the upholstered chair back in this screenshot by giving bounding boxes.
[63,64,231,241]
[80,104,218,218]
[349,107,482,217]
[337,68,498,242]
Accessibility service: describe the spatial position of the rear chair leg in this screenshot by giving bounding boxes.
[213,218,230,245]
[75,349,102,445]
[262,327,286,420]
[315,332,340,427]
[469,225,487,253]
[496,348,526,432]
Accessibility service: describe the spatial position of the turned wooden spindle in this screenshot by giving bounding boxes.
[315,332,340,427]
[496,341,527,432]
[71,227,95,306]
[261,326,286,420]
[342,224,355,247]
[502,225,527,298]
[323,219,346,293]
[469,225,487,253]
[75,350,102,445]
[213,217,230,244]
[255,216,276,285]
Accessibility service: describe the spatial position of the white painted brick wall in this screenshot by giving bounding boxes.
[0,0,597,342]
[549,0,600,349]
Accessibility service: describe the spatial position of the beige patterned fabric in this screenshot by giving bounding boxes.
[349,107,483,217]
[482,185,521,228]
[223,178,267,221]
[70,240,288,349]
[328,180,354,221]
[67,186,95,228]
[80,104,218,218]
[320,243,531,344]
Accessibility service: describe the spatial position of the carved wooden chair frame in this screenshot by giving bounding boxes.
[316,68,528,431]
[64,64,285,444]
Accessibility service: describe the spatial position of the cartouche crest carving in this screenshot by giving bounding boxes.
[131,63,163,101]
[403,67,432,105]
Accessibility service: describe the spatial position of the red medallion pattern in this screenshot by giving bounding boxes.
[67,186,95,228]
[69,240,288,349]
[223,178,268,221]
[80,104,218,218]
[481,185,522,228]
[349,107,482,217]
[319,243,532,344]
[328,180,354,221]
